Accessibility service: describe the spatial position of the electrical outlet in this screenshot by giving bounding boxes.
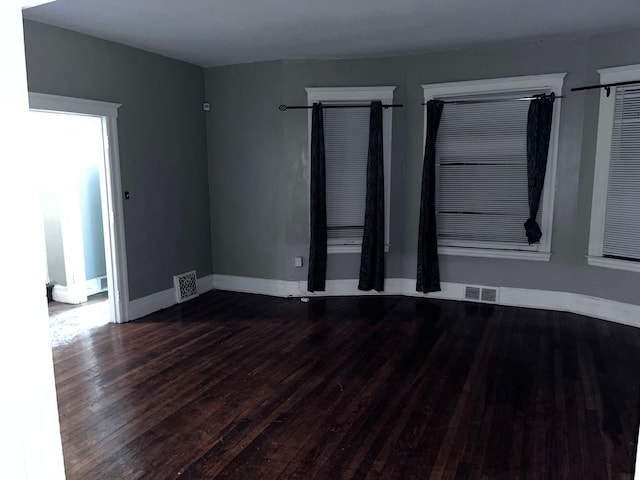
[294,256,303,268]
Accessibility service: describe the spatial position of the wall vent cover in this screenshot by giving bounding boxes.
[481,287,498,303]
[464,286,481,301]
[174,270,198,303]
[464,285,499,303]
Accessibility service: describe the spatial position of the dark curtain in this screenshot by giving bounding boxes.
[525,93,555,244]
[416,100,444,293]
[359,101,385,292]
[308,102,327,292]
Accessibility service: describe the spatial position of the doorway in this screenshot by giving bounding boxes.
[29,93,129,334]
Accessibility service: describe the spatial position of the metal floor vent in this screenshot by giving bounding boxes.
[464,285,499,304]
[174,270,198,303]
[464,286,481,301]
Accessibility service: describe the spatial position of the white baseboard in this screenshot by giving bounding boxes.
[212,274,297,297]
[197,274,215,293]
[52,285,84,305]
[211,274,640,329]
[127,287,175,321]
[127,274,214,321]
[211,276,466,300]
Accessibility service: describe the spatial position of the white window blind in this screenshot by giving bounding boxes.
[436,94,542,245]
[603,85,640,261]
[323,107,369,241]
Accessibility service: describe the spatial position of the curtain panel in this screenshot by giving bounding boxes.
[358,101,385,291]
[525,93,555,244]
[308,102,327,292]
[416,100,444,293]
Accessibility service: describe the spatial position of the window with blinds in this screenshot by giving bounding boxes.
[603,85,640,261]
[436,93,543,247]
[324,107,370,243]
[307,86,395,252]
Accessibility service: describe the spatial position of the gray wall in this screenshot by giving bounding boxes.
[205,28,640,305]
[24,20,212,300]
[205,61,287,280]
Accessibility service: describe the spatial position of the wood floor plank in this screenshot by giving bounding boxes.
[49,290,640,479]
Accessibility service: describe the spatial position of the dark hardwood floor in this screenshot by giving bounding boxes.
[51,290,640,479]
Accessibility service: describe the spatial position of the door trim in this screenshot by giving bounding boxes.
[29,92,129,323]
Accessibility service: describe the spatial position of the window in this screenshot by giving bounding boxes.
[306,86,394,254]
[422,74,565,261]
[588,64,640,273]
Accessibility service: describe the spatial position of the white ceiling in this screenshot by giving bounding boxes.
[23,0,640,68]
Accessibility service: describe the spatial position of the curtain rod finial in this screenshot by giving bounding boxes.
[279,104,287,111]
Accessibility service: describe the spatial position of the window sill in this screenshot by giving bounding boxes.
[328,244,390,254]
[438,246,551,262]
[587,255,640,273]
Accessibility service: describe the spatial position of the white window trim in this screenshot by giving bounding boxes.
[440,246,551,262]
[587,64,640,272]
[422,73,566,261]
[587,255,640,273]
[29,92,120,118]
[306,86,395,254]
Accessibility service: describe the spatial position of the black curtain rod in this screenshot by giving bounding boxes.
[279,104,402,111]
[421,94,564,106]
[571,79,640,97]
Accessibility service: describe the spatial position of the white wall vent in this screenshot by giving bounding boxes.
[464,285,499,303]
[464,286,481,301]
[174,270,199,303]
[481,287,498,303]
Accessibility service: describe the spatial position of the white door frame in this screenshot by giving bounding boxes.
[29,92,130,323]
